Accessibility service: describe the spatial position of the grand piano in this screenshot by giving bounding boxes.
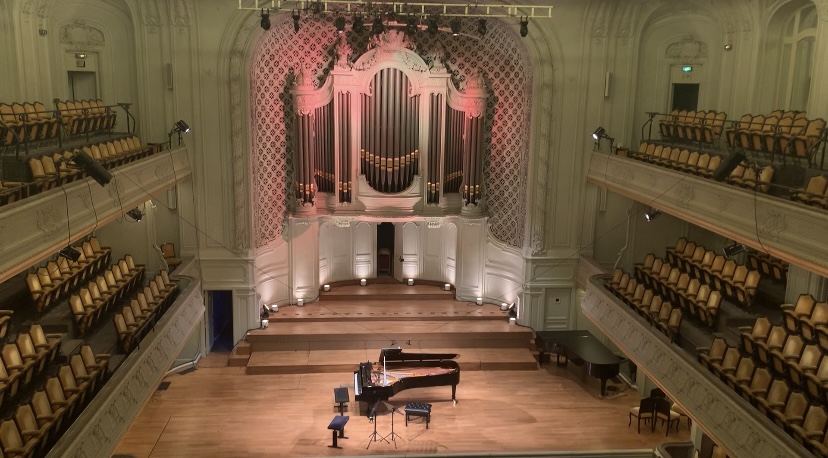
[354,348,460,407]
[534,330,623,397]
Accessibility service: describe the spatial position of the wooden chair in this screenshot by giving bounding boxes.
[755,379,791,416]
[737,367,772,404]
[0,418,38,458]
[698,337,728,370]
[628,397,656,433]
[739,317,771,356]
[654,397,680,435]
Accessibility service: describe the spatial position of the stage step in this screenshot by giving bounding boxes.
[319,284,455,301]
[245,347,538,375]
[228,342,251,367]
[246,320,532,352]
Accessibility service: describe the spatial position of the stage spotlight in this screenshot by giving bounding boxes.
[643,209,661,222]
[293,10,301,33]
[334,15,346,34]
[592,126,606,141]
[126,208,144,222]
[427,16,439,35]
[507,304,518,319]
[723,242,746,258]
[59,246,81,262]
[712,152,746,182]
[450,18,461,36]
[520,17,529,37]
[372,16,384,34]
[477,18,487,36]
[405,15,418,35]
[260,9,271,31]
[174,119,190,134]
[72,149,113,187]
[352,14,364,32]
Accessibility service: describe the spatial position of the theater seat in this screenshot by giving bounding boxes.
[0,418,37,457]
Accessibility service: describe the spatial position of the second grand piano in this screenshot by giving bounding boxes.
[534,330,623,397]
[354,348,460,406]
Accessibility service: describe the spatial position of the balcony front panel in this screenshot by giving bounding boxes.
[0,147,191,283]
[587,152,828,279]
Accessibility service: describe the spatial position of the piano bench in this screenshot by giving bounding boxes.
[327,415,349,448]
[405,402,432,429]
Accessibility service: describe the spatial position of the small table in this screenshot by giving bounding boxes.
[404,402,432,429]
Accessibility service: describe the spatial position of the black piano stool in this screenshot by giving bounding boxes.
[327,415,349,448]
[405,403,432,429]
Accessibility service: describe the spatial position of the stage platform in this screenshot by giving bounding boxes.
[238,282,535,374]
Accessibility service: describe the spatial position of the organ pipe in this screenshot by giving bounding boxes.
[360,68,419,193]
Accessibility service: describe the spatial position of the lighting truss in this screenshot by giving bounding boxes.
[236,0,553,18]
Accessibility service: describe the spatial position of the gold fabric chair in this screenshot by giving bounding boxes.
[160,242,183,271]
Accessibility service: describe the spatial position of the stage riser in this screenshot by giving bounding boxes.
[244,361,537,375]
[319,293,454,301]
[251,338,531,352]
[267,315,504,322]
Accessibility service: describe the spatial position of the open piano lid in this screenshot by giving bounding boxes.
[379,347,459,362]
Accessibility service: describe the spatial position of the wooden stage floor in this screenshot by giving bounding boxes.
[117,287,687,456]
[115,357,688,457]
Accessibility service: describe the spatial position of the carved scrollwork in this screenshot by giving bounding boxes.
[60,20,105,47]
[673,183,695,208]
[665,35,708,60]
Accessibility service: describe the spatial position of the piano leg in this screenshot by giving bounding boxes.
[452,385,457,405]
[600,377,608,398]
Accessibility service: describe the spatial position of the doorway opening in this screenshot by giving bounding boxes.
[671,83,699,111]
[209,290,233,352]
[68,71,98,100]
[377,222,394,277]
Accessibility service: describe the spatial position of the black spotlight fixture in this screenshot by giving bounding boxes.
[334,14,346,34]
[72,149,113,187]
[520,17,529,37]
[260,8,271,31]
[126,208,144,222]
[427,15,439,35]
[372,15,384,34]
[643,209,662,222]
[405,15,418,35]
[477,18,487,36]
[450,18,461,36]
[712,152,746,182]
[59,246,82,262]
[293,10,301,33]
[352,14,364,33]
[174,119,190,134]
[592,126,606,141]
[723,242,746,258]
[507,304,518,320]
[168,119,190,147]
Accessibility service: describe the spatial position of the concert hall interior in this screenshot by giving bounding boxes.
[2,0,828,457]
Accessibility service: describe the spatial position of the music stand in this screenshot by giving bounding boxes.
[381,403,402,448]
[366,400,391,449]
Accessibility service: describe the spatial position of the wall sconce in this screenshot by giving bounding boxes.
[509,317,517,325]
[501,302,509,311]
[297,298,304,307]
[323,284,331,292]
[476,297,483,305]
[360,279,367,286]
[407,278,414,286]
[261,319,269,328]
[444,283,451,291]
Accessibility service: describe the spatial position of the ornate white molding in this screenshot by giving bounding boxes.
[581,276,809,458]
[575,255,606,290]
[588,153,828,279]
[59,20,105,47]
[47,259,205,458]
[0,148,191,284]
[665,35,708,60]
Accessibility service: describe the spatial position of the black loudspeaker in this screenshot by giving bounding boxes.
[712,153,746,182]
[73,150,113,186]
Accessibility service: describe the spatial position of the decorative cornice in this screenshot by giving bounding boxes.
[0,148,191,284]
[47,259,205,458]
[581,275,809,458]
[587,153,828,279]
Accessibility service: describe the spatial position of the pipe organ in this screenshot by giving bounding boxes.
[289,31,489,215]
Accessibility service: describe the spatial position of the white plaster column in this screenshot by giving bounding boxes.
[808,0,828,118]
